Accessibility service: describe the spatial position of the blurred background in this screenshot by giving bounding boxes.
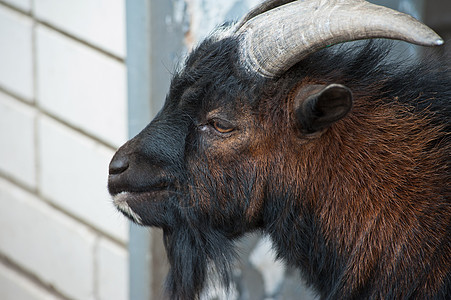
[0,0,449,299]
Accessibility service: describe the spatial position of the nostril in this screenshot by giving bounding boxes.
[109,155,129,175]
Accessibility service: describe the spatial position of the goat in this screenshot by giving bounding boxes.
[108,0,450,299]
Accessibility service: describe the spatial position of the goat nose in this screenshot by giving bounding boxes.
[109,154,129,175]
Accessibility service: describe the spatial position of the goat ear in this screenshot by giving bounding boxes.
[294,84,353,134]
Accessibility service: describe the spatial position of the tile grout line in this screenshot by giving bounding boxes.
[93,236,100,300]
[31,0,41,198]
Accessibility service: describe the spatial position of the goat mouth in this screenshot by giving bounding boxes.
[112,187,175,226]
[113,192,145,225]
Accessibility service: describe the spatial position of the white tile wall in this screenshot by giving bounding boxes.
[36,25,127,148]
[0,5,33,101]
[0,178,96,300]
[38,116,128,242]
[34,0,126,58]
[97,238,128,300]
[0,263,60,300]
[0,1,130,299]
[1,0,31,12]
[0,91,36,189]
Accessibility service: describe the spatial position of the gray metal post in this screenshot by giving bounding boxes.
[126,0,186,299]
[126,1,153,299]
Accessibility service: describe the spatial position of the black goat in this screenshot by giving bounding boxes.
[108,0,450,299]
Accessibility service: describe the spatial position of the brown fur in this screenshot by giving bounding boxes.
[257,86,450,297]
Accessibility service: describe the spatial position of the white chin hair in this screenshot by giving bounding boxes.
[113,192,143,225]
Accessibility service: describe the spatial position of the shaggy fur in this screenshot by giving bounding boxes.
[108,31,450,299]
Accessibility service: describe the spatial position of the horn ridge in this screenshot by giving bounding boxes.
[234,0,296,32]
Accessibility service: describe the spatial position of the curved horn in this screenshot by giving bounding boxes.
[236,0,443,78]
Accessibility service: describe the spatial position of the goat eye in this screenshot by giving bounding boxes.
[210,119,235,134]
